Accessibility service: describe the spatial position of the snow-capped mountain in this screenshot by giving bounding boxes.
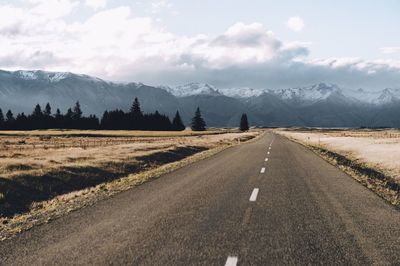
[2,69,400,127]
[163,83,221,97]
[219,87,265,98]
[15,70,72,82]
[272,83,342,103]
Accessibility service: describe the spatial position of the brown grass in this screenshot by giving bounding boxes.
[0,130,260,219]
[277,128,400,208]
[0,129,262,240]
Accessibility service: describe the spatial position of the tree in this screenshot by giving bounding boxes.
[191,107,206,131]
[44,103,52,117]
[5,110,15,129]
[130,97,142,117]
[32,104,43,117]
[240,113,249,131]
[130,97,143,129]
[72,101,82,120]
[172,111,185,131]
[6,110,14,122]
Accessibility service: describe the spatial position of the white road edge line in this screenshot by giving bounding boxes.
[225,256,238,266]
[260,167,266,173]
[249,188,259,202]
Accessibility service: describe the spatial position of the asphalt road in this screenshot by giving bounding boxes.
[1,132,400,265]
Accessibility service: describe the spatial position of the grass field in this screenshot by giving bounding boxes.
[0,128,236,138]
[278,128,400,206]
[278,128,400,181]
[0,129,259,219]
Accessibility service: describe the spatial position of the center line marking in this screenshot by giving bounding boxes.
[265,158,268,162]
[267,151,270,155]
[225,256,238,266]
[260,167,266,173]
[249,188,259,202]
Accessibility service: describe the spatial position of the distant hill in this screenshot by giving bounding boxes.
[1,70,400,127]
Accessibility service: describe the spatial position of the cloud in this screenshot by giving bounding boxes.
[151,0,173,14]
[85,0,107,10]
[286,16,304,32]
[28,0,79,19]
[0,2,399,90]
[380,47,400,54]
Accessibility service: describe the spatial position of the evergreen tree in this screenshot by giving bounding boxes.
[0,108,4,129]
[172,111,185,131]
[54,108,62,128]
[44,103,52,117]
[5,110,15,129]
[130,97,143,129]
[32,104,43,117]
[130,97,142,117]
[72,101,82,120]
[6,110,14,122]
[240,113,249,131]
[191,107,206,131]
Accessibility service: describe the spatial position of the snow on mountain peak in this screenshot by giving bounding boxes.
[275,83,341,102]
[219,87,265,98]
[164,83,221,97]
[15,70,71,82]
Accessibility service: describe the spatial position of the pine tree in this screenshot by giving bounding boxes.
[32,104,43,117]
[130,97,143,129]
[55,108,61,118]
[5,110,15,129]
[130,97,142,117]
[191,107,206,131]
[172,111,185,131]
[240,113,249,131]
[72,101,82,120]
[44,103,52,117]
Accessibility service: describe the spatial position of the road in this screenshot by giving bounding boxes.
[1,132,400,265]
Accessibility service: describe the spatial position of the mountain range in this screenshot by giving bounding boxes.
[0,69,400,127]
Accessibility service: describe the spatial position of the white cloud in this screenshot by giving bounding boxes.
[28,0,79,19]
[286,16,305,32]
[85,0,107,10]
[151,0,173,14]
[380,47,400,54]
[0,2,399,90]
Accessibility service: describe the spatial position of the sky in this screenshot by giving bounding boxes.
[0,0,399,90]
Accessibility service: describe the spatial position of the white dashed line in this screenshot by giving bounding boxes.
[249,188,259,202]
[225,256,238,266]
[260,167,266,173]
[269,147,271,150]
[267,151,270,155]
[265,158,268,162]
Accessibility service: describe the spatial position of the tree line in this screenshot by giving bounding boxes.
[0,98,250,131]
[0,98,204,131]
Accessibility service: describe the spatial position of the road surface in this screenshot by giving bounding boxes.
[1,132,400,265]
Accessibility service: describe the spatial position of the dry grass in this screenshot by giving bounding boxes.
[0,129,262,240]
[0,128,236,138]
[277,128,400,207]
[0,130,259,219]
[278,129,400,182]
